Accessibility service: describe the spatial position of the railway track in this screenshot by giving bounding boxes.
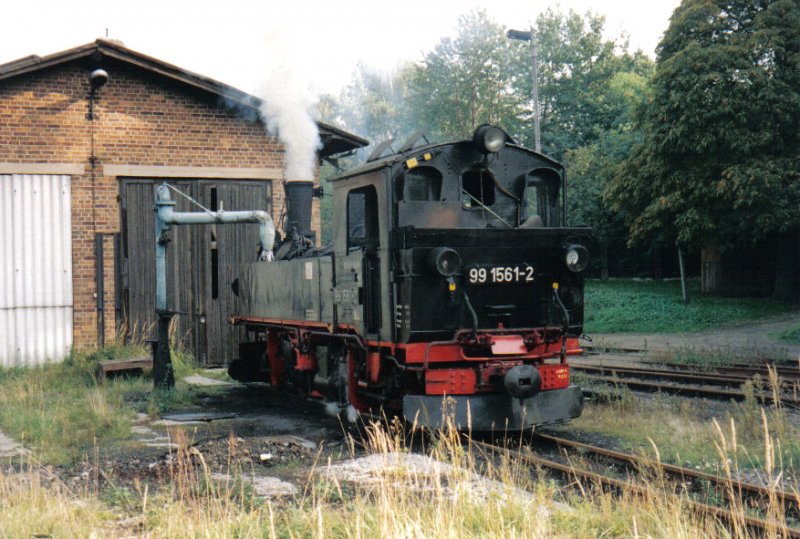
[583,345,800,380]
[473,433,800,538]
[572,364,800,407]
[648,361,800,382]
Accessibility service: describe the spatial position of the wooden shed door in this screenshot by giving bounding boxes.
[119,179,271,365]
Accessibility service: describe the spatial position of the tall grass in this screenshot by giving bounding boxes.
[0,340,200,464]
[572,365,800,476]
[0,462,110,539]
[0,413,796,538]
[0,352,140,464]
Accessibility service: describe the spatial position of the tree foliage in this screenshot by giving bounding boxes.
[566,70,652,240]
[404,11,522,140]
[322,9,657,267]
[327,65,413,146]
[607,0,800,249]
[510,10,652,160]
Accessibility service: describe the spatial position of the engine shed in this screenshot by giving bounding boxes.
[0,39,367,367]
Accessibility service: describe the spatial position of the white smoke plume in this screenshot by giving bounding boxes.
[258,31,321,182]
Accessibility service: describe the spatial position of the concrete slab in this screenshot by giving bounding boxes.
[211,473,298,497]
[260,435,317,451]
[582,312,800,360]
[323,453,536,505]
[0,429,28,457]
[183,374,234,387]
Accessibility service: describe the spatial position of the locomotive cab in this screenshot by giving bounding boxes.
[230,126,590,431]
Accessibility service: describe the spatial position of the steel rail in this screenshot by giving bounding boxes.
[580,373,800,407]
[472,439,800,538]
[574,364,800,393]
[581,346,800,379]
[572,365,753,386]
[635,361,800,381]
[532,432,800,513]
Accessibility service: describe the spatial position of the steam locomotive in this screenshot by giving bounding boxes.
[228,125,590,430]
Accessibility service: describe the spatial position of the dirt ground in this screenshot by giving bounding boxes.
[582,310,800,360]
[46,382,356,498]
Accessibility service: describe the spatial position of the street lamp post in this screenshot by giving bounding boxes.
[507,27,541,153]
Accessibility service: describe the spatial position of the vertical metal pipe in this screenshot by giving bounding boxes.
[507,28,541,153]
[113,233,123,332]
[152,183,275,389]
[530,26,541,153]
[154,186,174,312]
[95,233,105,348]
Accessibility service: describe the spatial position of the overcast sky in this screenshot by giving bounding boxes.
[2,0,679,97]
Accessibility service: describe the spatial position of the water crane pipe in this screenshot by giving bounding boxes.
[152,183,275,388]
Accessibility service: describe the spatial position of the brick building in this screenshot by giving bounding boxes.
[0,39,367,366]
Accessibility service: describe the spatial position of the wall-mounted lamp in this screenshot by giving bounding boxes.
[90,69,108,92]
[87,68,108,120]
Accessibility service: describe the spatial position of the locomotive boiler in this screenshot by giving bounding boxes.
[228,125,590,430]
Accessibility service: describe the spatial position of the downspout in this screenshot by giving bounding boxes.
[152,183,275,388]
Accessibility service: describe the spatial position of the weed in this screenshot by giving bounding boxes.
[772,323,800,344]
[666,347,744,367]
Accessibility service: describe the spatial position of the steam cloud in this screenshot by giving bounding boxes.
[258,33,321,182]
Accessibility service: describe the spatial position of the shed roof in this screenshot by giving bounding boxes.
[0,39,369,158]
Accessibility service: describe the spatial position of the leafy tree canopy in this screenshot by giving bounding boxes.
[607,0,800,248]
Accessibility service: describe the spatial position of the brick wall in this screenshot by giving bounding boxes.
[0,58,321,350]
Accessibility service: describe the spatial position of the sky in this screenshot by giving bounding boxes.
[1,0,680,98]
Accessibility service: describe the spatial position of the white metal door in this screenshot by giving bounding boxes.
[0,174,73,366]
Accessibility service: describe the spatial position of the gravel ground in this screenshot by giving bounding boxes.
[583,311,800,360]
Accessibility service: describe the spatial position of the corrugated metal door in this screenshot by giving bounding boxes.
[0,174,73,366]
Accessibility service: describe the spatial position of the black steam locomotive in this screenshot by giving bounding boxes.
[229,125,590,430]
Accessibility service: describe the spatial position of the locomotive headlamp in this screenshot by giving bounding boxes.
[472,125,507,154]
[564,244,590,272]
[427,247,462,277]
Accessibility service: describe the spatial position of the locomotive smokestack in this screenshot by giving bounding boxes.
[284,180,314,240]
[257,58,320,243]
[256,29,321,244]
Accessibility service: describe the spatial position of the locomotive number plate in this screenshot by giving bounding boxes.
[467,265,535,285]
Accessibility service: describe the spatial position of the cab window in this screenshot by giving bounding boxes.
[462,168,496,207]
[523,172,561,226]
[398,167,443,201]
[347,186,378,248]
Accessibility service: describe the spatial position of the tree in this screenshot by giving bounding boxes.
[508,9,653,160]
[327,65,413,147]
[323,8,662,279]
[567,69,653,277]
[607,0,800,294]
[405,10,523,140]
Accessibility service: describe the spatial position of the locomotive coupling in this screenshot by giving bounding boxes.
[504,364,542,399]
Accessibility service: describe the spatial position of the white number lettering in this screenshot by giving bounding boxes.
[470,266,535,284]
[525,266,535,282]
